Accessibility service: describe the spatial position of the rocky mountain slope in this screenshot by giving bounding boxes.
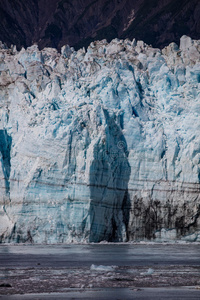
[0,0,199,50]
[0,35,200,243]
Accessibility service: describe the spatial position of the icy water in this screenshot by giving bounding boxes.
[0,244,200,299]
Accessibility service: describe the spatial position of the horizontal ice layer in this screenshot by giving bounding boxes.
[0,35,200,243]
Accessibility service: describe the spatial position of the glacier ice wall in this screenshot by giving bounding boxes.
[0,36,200,243]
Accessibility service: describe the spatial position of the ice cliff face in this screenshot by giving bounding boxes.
[0,35,200,243]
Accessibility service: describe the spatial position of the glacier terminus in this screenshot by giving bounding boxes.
[0,35,200,243]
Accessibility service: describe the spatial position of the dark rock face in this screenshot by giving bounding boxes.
[0,0,199,50]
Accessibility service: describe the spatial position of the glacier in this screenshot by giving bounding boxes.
[0,35,200,243]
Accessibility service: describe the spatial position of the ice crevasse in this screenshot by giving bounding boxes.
[0,35,200,243]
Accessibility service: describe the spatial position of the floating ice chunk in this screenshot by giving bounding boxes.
[90,264,117,272]
[99,240,109,244]
[140,268,154,275]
